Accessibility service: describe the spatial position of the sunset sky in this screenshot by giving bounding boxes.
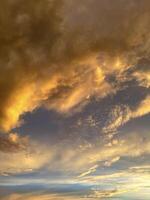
[0,0,150,199]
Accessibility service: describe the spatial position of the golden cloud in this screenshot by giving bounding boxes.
[0,136,51,175]
[0,0,150,133]
[2,193,84,200]
[103,95,150,135]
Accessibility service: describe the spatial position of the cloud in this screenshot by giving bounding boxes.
[37,130,150,176]
[0,136,51,175]
[103,95,150,135]
[76,165,150,199]
[133,95,150,118]
[0,1,150,199]
[0,126,149,176]
[134,70,150,88]
[2,193,83,200]
[0,133,28,153]
[78,164,98,178]
[0,0,150,132]
[2,163,150,200]
[86,188,129,199]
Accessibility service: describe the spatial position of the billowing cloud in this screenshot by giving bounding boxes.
[0,1,150,199]
[0,0,150,132]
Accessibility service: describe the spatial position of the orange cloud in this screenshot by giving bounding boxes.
[0,0,150,134]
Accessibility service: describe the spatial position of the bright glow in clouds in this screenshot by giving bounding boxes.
[0,0,150,132]
[0,0,150,199]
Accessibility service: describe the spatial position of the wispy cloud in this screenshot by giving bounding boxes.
[103,95,150,135]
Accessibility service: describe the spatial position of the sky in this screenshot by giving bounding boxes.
[0,0,150,199]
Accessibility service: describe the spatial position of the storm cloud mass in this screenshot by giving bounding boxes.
[0,0,150,199]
